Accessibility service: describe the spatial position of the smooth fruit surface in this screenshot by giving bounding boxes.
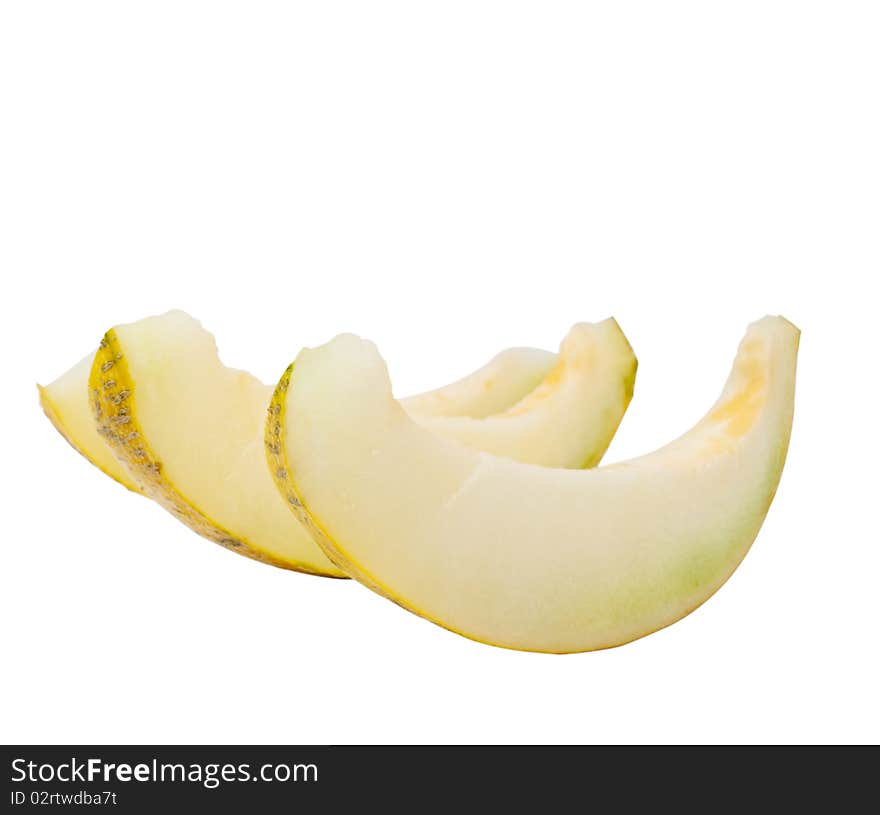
[402,347,555,418]
[90,311,633,575]
[274,317,799,652]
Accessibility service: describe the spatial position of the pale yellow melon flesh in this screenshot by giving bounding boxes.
[89,312,635,576]
[414,319,637,468]
[274,317,799,652]
[402,347,555,418]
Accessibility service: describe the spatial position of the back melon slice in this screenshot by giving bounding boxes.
[271,316,798,650]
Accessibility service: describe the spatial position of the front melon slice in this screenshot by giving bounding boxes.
[89,311,635,575]
[274,317,799,651]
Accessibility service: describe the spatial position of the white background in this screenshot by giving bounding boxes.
[1,2,877,744]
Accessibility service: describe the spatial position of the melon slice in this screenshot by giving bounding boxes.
[90,312,636,576]
[39,326,554,498]
[272,317,799,651]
